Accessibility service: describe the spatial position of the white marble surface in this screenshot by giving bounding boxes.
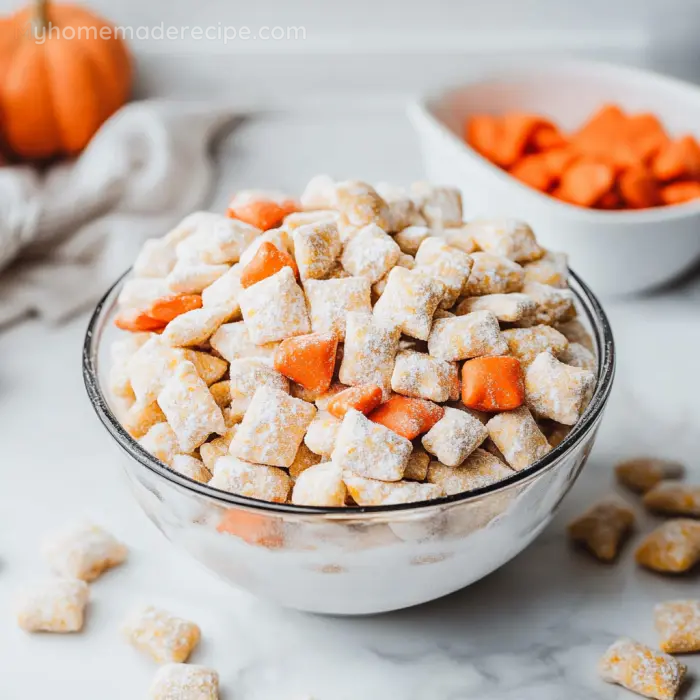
[2,103,700,699]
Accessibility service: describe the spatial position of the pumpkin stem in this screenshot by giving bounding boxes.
[32,0,49,36]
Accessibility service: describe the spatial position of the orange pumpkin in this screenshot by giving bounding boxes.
[0,0,132,160]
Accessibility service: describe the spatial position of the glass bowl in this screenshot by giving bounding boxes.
[83,270,615,615]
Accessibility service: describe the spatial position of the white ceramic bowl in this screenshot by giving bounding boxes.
[408,60,700,296]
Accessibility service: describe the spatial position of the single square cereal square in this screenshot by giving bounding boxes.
[150,663,219,700]
[644,483,700,517]
[465,219,544,262]
[228,358,290,422]
[334,180,391,229]
[118,277,171,309]
[288,441,323,479]
[301,174,336,209]
[139,422,181,466]
[162,306,230,347]
[157,361,226,452]
[200,264,243,321]
[239,267,311,344]
[209,456,291,502]
[525,351,595,425]
[292,462,347,506]
[567,499,635,562]
[615,457,685,494]
[42,522,127,582]
[559,341,596,371]
[229,386,316,467]
[121,400,166,439]
[502,325,569,367]
[127,336,185,405]
[184,350,228,386]
[340,223,401,283]
[655,600,700,653]
[171,454,212,484]
[373,267,445,341]
[598,637,686,700]
[523,250,569,289]
[404,445,431,481]
[332,408,412,481]
[371,252,414,299]
[339,311,400,399]
[455,293,537,324]
[343,473,442,506]
[304,411,342,457]
[556,318,594,352]
[635,519,700,573]
[486,406,551,471]
[427,311,508,362]
[304,277,371,340]
[209,322,277,363]
[133,237,177,278]
[16,579,89,633]
[522,282,577,326]
[393,225,432,256]
[439,224,478,253]
[410,182,462,229]
[292,221,342,280]
[391,350,458,403]
[122,605,201,663]
[414,237,473,308]
[166,260,230,295]
[426,448,512,495]
[200,436,232,472]
[464,252,524,296]
[175,214,259,265]
[375,181,424,231]
[422,407,488,467]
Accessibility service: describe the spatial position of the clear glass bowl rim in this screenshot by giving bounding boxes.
[83,267,615,518]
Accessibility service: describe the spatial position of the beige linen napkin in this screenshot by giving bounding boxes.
[0,100,235,327]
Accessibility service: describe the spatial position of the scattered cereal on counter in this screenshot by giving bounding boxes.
[635,519,700,574]
[16,580,89,633]
[568,499,635,562]
[616,458,685,494]
[643,483,700,517]
[654,600,700,654]
[149,663,219,700]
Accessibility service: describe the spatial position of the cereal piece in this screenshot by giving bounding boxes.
[426,448,512,495]
[422,406,488,467]
[340,223,400,283]
[343,473,443,506]
[559,341,596,371]
[635,519,700,573]
[209,380,230,409]
[175,215,259,264]
[371,252,414,299]
[427,311,508,362]
[391,350,458,403]
[555,318,594,352]
[118,277,171,309]
[304,412,342,457]
[109,332,153,399]
[16,580,89,633]
[464,252,524,296]
[598,637,686,700]
[239,267,311,344]
[157,361,226,452]
[644,483,700,517]
[147,294,203,323]
[410,182,462,229]
[200,438,232,472]
[288,442,323,479]
[200,264,243,322]
[122,606,201,664]
[439,224,478,254]
[122,401,167,439]
[133,237,177,278]
[150,663,219,700]
[375,182,424,231]
[283,209,339,231]
[369,395,444,440]
[655,600,700,654]
[486,406,551,471]
[291,462,347,507]
[229,386,316,467]
[166,261,230,295]
[240,241,298,289]
[209,322,277,364]
[303,277,371,340]
[338,311,400,400]
[301,174,336,209]
[502,325,569,367]
[404,446,431,481]
[539,419,572,448]
[393,225,432,256]
[209,456,291,502]
[332,408,412,481]
[228,358,290,422]
[162,306,229,347]
[525,352,595,425]
[163,211,222,246]
[455,293,537,324]
[238,228,294,268]
[372,267,445,341]
[523,250,569,289]
[273,332,338,393]
[414,237,472,308]
[615,458,685,494]
[465,219,544,263]
[171,454,212,483]
[183,351,227,386]
[461,356,525,412]
[567,499,635,561]
[522,282,577,326]
[139,422,181,466]
[327,384,383,419]
[293,221,342,281]
[334,180,391,229]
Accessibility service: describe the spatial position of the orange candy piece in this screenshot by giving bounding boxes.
[147,294,203,323]
[510,154,555,192]
[228,198,299,230]
[557,160,615,207]
[618,166,660,209]
[653,135,700,182]
[240,241,299,289]
[492,113,549,168]
[114,308,166,332]
[273,332,338,393]
[530,123,567,151]
[326,384,383,419]
[660,180,700,205]
[461,356,525,412]
[465,114,501,161]
[368,396,444,440]
[217,509,283,549]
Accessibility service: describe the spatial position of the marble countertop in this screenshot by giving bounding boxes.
[2,104,700,700]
